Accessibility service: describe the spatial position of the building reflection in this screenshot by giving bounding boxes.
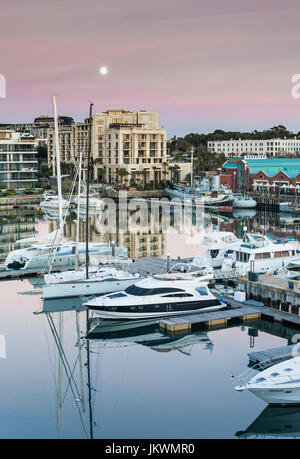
[0,211,37,265]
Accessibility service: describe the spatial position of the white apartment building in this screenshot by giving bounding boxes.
[207,138,300,157]
[0,130,38,189]
[48,109,168,185]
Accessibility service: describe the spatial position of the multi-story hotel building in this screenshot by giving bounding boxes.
[9,115,74,141]
[0,130,38,189]
[208,138,300,157]
[48,109,168,185]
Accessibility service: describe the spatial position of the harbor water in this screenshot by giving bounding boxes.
[0,206,300,438]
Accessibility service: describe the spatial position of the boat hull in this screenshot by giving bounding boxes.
[233,198,257,208]
[43,278,138,299]
[164,187,233,206]
[87,299,224,320]
[249,386,300,405]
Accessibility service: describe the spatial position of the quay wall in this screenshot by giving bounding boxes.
[236,276,300,315]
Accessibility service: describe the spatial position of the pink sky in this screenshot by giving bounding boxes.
[1,0,300,136]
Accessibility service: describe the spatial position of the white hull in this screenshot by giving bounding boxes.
[5,245,128,271]
[233,198,257,208]
[249,386,300,405]
[89,304,223,320]
[40,199,69,210]
[43,278,138,299]
[235,255,299,273]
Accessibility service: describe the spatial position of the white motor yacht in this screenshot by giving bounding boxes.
[234,357,300,405]
[85,273,224,319]
[193,231,242,269]
[221,232,299,274]
[43,265,141,299]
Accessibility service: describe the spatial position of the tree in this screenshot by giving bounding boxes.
[36,145,47,161]
[117,168,129,187]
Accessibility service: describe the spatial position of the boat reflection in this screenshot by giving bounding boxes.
[87,320,213,355]
[236,406,300,438]
[42,297,86,313]
[232,208,257,219]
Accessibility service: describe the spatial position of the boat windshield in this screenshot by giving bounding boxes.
[125,285,185,296]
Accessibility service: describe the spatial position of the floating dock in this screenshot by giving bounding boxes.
[159,306,262,333]
[0,265,75,280]
[248,344,296,366]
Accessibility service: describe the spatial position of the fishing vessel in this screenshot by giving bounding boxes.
[234,357,300,405]
[85,273,224,319]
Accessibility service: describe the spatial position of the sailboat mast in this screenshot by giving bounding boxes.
[85,103,93,280]
[75,150,83,270]
[53,96,63,235]
[190,146,194,190]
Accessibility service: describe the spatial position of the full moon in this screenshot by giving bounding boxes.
[100,66,108,75]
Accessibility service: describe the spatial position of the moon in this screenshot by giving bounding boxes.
[100,66,108,75]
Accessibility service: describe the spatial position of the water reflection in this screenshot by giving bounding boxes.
[87,320,214,355]
[0,211,37,265]
[37,295,300,438]
[236,406,300,438]
[0,206,299,267]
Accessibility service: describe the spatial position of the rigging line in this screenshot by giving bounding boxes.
[61,354,80,406]
[46,313,89,438]
[46,131,89,276]
[40,313,58,394]
[46,168,79,275]
[105,345,131,436]
[46,313,82,401]
[89,342,106,414]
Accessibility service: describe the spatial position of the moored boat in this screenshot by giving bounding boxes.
[234,357,300,405]
[233,194,257,209]
[85,273,224,320]
[43,265,140,299]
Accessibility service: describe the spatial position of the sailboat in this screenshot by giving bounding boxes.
[42,103,131,299]
[4,97,127,272]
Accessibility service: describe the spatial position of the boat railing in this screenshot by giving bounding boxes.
[232,359,300,388]
[231,360,270,388]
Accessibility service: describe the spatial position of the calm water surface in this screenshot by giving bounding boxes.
[0,207,299,438]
